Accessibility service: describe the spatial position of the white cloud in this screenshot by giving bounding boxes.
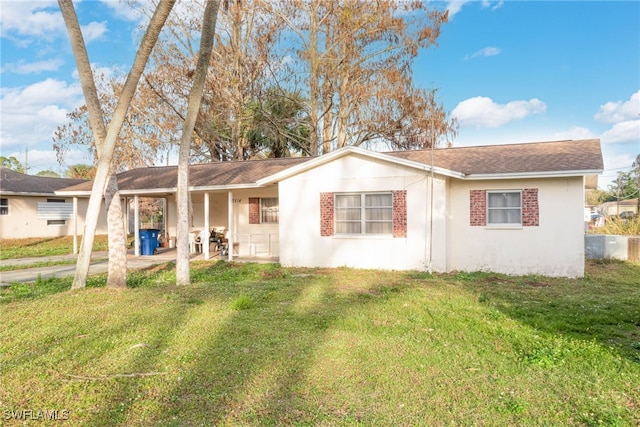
[81,21,108,43]
[600,120,640,145]
[4,148,92,175]
[1,58,64,74]
[553,126,598,141]
[0,78,83,153]
[99,0,143,22]
[452,96,547,128]
[446,1,472,19]
[594,90,640,123]
[0,1,64,42]
[448,0,502,18]
[466,46,501,60]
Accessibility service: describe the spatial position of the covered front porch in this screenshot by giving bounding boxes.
[126,186,281,262]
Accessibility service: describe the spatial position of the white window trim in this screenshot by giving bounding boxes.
[335,192,393,236]
[486,190,522,227]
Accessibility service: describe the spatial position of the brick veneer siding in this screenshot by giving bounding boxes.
[469,188,539,227]
[248,198,260,224]
[522,188,539,226]
[470,190,487,226]
[320,192,334,236]
[392,190,407,237]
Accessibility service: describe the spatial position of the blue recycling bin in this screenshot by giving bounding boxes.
[139,229,160,255]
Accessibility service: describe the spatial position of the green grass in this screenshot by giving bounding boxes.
[1,260,639,426]
[0,236,110,260]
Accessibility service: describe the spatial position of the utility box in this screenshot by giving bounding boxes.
[628,237,640,262]
[585,235,629,260]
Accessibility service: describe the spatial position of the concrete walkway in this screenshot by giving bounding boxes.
[0,248,198,286]
[0,248,277,286]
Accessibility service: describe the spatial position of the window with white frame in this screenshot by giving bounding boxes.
[0,198,8,215]
[260,198,279,223]
[335,192,393,235]
[487,191,522,225]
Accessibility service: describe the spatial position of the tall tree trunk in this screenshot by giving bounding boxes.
[308,0,320,156]
[59,0,176,289]
[104,175,127,288]
[176,0,221,285]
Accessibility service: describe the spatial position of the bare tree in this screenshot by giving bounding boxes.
[175,0,221,285]
[283,0,456,154]
[58,0,176,289]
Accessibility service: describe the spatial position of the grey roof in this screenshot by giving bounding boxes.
[58,157,312,193]
[388,139,603,176]
[56,139,603,194]
[0,168,88,195]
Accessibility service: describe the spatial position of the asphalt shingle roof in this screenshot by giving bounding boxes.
[59,157,312,193]
[0,168,88,195]
[388,139,603,175]
[57,139,603,194]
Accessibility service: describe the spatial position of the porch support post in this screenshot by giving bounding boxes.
[134,194,140,256]
[204,192,210,260]
[228,190,233,262]
[73,196,78,254]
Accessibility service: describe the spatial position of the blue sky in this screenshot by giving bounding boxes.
[1,0,639,190]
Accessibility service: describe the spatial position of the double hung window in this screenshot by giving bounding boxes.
[335,193,393,235]
[260,198,279,224]
[487,191,522,225]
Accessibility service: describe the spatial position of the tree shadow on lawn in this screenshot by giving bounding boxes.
[453,261,640,364]
[137,263,405,425]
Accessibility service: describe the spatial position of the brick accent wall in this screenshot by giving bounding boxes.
[320,192,334,236]
[522,188,539,226]
[392,190,407,238]
[248,198,260,224]
[470,190,487,226]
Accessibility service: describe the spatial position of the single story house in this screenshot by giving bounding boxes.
[597,198,638,217]
[56,139,603,277]
[0,168,108,241]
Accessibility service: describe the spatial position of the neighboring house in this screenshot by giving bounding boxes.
[57,139,603,277]
[597,198,638,217]
[0,168,108,239]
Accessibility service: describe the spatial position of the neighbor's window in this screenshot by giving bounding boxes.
[335,193,393,235]
[47,220,66,226]
[0,198,8,215]
[261,198,279,223]
[487,191,522,225]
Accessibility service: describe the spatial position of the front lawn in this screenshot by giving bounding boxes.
[0,236,109,260]
[1,260,638,425]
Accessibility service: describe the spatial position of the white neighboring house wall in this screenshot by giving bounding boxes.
[278,153,447,271]
[447,177,586,278]
[0,195,108,239]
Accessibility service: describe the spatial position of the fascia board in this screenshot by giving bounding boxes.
[55,183,263,197]
[1,191,59,197]
[463,169,604,180]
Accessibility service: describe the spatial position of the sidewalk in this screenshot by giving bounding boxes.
[0,248,196,286]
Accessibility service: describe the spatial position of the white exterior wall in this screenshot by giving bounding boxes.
[447,177,586,277]
[0,196,108,239]
[278,154,447,271]
[231,187,280,256]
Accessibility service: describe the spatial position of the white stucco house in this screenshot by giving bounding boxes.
[56,139,603,277]
[0,168,108,240]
